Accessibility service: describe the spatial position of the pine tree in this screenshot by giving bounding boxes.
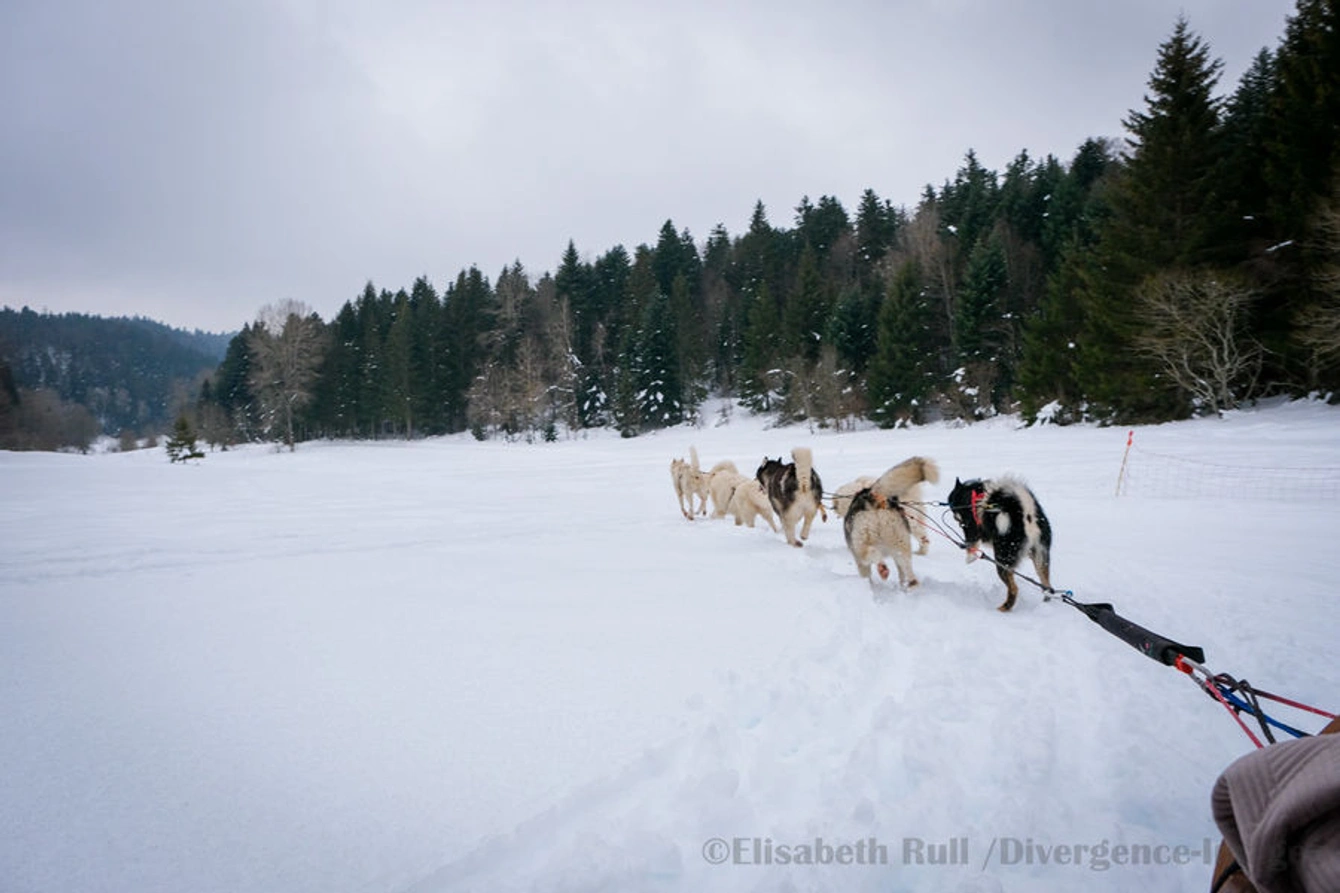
[827,286,879,375]
[356,287,391,436]
[1072,17,1227,420]
[781,243,829,362]
[939,150,1000,260]
[383,291,415,436]
[796,195,850,259]
[440,267,496,433]
[408,276,445,434]
[855,188,899,275]
[1039,139,1115,270]
[556,241,596,369]
[164,413,204,462]
[1216,49,1278,257]
[956,235,1009,364]
[1258,0,1340,388]
[1018,140,1116,421]
[1017,241,1089,422]
[211,325,258,441]
[1263,0,1340,243]
[739,283,781,411]
[309,301,363,438]
[634,290,682,429]
[866,262,932,427]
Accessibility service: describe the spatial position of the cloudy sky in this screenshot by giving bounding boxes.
[1,0,1298,333]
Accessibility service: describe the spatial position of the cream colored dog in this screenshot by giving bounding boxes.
[832,475,877,518]
[670,457,699,519]
[670,447,707,519]
[870,456,940,555]
[843,487,917,586]
[672,447,737,520]
[703,458,742,517]
[716,474,778,531]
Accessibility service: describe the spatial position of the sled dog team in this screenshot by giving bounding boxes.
[670,446,1052,612]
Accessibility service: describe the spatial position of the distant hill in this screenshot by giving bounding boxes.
[0,306,234,434]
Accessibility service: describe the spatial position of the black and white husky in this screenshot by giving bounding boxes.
[756,447,827,547]
[947,477,1052,612]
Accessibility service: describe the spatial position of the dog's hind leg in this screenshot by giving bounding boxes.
[910,517,931,555]
[1031,547,1052,593]
[995,565,1019,612]
[799,507,818,541]
[892,549,917,589]
[851,542,874,578]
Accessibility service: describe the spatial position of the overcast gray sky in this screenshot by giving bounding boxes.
[1,0,1299,333]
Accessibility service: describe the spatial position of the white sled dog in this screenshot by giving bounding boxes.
[832,476,877,518]
[724,476,778,531]
[843,487,918,586]
[755,447,828,547]
[670,446,706,519]
[704,459,744,517]
[670,446,735,520]
[871,456,940,555]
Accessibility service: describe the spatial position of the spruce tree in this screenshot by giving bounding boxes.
[956,235,1009,365]
[441,268,496,433]
[828,286,879,375]
[1017,241,1090,422]
[1072,17,1227,420]
[939,150,1000,260]
[384,292,415,436]
[855,188,898,275]
[165,413,204,462]
[866,262,932,427]
[1263,0,1340,242]
[781,243,829,363]
[739,284,781,411]
[635,290,683,428]
[1258,0,1340,388]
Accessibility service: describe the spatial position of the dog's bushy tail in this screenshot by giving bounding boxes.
[793,447,814,494]
[874,456,940,499]
[690,445,701,473]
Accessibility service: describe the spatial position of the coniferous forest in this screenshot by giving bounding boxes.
[5,8,1339,451]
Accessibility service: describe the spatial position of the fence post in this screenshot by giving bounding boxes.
[1116,430,1134,496]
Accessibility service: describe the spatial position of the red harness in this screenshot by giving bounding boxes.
[970,488,987,527]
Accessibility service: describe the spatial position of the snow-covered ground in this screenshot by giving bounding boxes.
[3,399,1338,893]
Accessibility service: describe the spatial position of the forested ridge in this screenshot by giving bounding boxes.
[0,308,230,449]
[5,6,1338,452]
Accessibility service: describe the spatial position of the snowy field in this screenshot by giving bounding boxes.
[3,399,1339,893]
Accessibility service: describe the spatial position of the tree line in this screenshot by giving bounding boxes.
[30,5,1340,452]
[0,308,229,451]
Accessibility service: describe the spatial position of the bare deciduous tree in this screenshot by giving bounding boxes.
[247,300,327,450]
[1134,270,1262,416]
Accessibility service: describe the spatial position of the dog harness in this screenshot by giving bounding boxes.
[970,487,987,526]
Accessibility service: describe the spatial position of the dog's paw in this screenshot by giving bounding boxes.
[906,578,919,589]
